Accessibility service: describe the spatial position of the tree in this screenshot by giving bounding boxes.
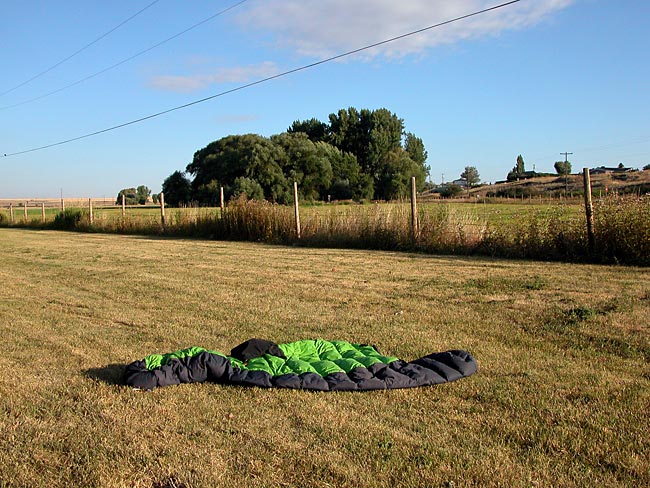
[554,160,572,175]
[368,108,404,176]
[116,188,137,205]
[507,155,526,181]
[176,106,427,203]
[195,180,221,206]
[116,185,151,205]
[328,108,402,176]
[287,118,328,142]
[231,177,264,201]
[271,132,333,201]
[375,148,427,200]
[162,171,192,207]
[516,155,525,174]
[328,107,373,174]
[643,164,650,171]
[136,185,151,205]
[187,134,290,204]
[439,184,463,198]
[319,143,373,201]
[460,166,480,188]
[404,132,429,180]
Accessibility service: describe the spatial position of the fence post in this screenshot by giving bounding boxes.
[293,181,301,239]
[9,203,14,224]
[583,168,595,253]
[41,203,46,223]
[88,199,94,225]
[121,194,125,217]
[23,201,28,222]
[160,192,166,227]
[61,197,65,214]
[410,176,419,242]
[220,186,225,217]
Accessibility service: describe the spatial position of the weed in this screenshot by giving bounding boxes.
[7,195,649,266]
[51,209,84,230]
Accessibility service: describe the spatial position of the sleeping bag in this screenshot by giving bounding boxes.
[124,338,477,391]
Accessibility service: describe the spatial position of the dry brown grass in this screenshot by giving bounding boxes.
[0,229,648,487]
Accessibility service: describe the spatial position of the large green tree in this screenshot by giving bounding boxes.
[316,142,373,200]
[328,107,374,174]
[116,186,150,205]
[404,133,428,168]
[554,160,572,175]
[115,188,137,205]
[187,134,290,204]
[375,148,427,199]
[287,118,328,143]
[170,106,428,204]
[327,107,420,199]
[271,132,333,201]
[507,155,526,181]
[461,166,480,187]
[161,171,192,207]
[136,185,151,205]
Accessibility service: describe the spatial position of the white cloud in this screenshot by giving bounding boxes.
[239,0,574,59]
[149,61,281,93]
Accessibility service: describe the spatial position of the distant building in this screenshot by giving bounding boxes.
[590,166,634,174]
[452,178,468,188]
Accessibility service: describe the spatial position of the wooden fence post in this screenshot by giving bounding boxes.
[61,198,65,214]
[121,194,125,217]
[41,203,46,223]
[583,168,595,253]
[160,192,166,226]
[23,201,28,222]
[293,181,301,239]
[88,199,94,225]
[220,186,225,216]
[9,203,14,224]
[411,176,419,242]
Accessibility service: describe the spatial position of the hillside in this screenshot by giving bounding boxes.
[463,169,650,199]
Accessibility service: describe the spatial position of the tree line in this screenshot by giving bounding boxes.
[161,107,430,206]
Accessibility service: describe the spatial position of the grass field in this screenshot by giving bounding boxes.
[0,199,582,227]
[0,229,648,487]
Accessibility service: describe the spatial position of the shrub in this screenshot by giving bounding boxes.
[438,184,463,198]
[51,209,84,230]
[593,196,650,265]
[17,194,649,267]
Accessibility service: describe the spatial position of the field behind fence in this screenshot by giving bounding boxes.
[1,173,648,266]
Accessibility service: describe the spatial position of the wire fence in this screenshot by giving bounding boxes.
[1,173,648,265]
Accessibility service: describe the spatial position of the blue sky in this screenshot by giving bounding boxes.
[1,0,648,198]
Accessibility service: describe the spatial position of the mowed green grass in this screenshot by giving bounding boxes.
[0,229,648,487]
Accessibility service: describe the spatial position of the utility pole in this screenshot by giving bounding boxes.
[560,152,573,194]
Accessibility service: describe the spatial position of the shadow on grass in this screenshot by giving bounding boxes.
[84,364,126,385]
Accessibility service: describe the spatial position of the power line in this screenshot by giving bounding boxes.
[0,0,161,98]
[0,0,249,111]
[2,0,520,158]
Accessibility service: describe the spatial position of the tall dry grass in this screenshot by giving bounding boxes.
[1,195,648,265]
